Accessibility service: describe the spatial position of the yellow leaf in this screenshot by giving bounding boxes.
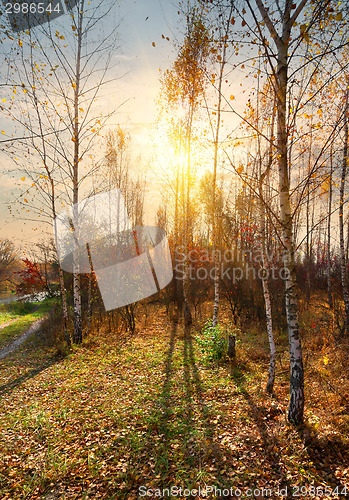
[2,98,6,103]
[323,356,329,365]
[230,95,235,100]
[72,82,76,89]
[1,131,4,134]
[21,177,25,181]
[19,39,22,47]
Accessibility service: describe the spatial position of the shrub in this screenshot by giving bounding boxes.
[196,320,228,363]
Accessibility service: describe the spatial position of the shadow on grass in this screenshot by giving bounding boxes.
[183,326,222,462]
[151,320,178,442]
[233,365,349,497]
[0,355,62,397]
[299,423,349,490]
[107,322,234,498]
[232,367,294,498]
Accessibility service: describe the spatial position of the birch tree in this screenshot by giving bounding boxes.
[243,0,310,424]
[242,0,349,423]
[339,88,349,333]
[160,4,211,325]
[1,0,119,344]
[204,0,235,328]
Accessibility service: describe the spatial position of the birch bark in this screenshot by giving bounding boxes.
[251,0,306,423]
[339,89,349,333]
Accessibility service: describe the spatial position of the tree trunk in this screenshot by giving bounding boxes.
[263,274,276,393]
[227,334,236,360]
[86,243,94,337]
[182,102,193,328]
[258,93,276,394]
[306,188,311,304]
[212,5,233,327]
[327,151,333,309]
[58,265,70,347]
[173,156,183,322]
[339,89,349,334]
[278,41,304,425]
[260,197,276,393]
[72,4,84,344]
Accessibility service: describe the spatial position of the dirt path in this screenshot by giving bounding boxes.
[0,316,45,360]
[0,318,17,330]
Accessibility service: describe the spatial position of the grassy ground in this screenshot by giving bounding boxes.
[0,303,348,499]
[0,300,55,349]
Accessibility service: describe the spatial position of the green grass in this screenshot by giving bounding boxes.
[0,301,34,323]
[0,298,56,349]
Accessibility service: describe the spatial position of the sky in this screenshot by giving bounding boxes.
[0,0,338,261]
[0,0,256,255]
[0,0,184,250]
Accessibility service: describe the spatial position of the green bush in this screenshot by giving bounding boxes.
[196,320,228,363]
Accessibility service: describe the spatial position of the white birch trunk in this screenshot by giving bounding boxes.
[339,90,349,333]
[250,0,306,423]
[277,40,304,424]
[327,151,333,309]
[72,2,83,344]
[259,193,276,393]
[262,266,276,393]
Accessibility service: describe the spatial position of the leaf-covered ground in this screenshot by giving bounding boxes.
[0,305,348,499]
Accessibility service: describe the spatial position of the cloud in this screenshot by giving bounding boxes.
[113,54,137,62]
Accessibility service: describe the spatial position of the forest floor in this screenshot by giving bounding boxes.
[0,302,348,499]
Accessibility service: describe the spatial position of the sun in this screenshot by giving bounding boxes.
[150,121,185,178]
[150,110,214,182]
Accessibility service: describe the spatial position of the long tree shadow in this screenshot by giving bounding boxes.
[113,321,236,498]
[183,327,222,460]
[112,320,179,487]
[233,368,349,497]
[299,423,349,490]
[151,320,178,442]
[0,355,62,397]
[233,371,294,498]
